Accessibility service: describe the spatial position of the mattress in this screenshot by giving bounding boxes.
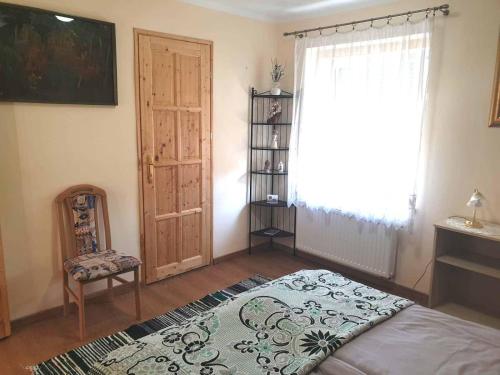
[312,304,500,375]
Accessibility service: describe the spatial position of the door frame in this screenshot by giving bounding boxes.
[133,28,214,283]
[0,225,11,338]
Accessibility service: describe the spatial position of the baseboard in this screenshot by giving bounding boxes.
[253,243,428,306]
[293,248,429,306]
[213,248,249,264]
[212,243,270,264]
[15,245,266,328]
[13,245,428,329]
[11,281,136,330]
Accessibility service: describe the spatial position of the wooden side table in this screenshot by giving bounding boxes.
[430,217,500,320]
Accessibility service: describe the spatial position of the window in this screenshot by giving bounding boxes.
[288,20,432,227]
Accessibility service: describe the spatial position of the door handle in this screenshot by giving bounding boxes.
[146,155,154,184]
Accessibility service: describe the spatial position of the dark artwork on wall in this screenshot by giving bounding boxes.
[0,3,117,105]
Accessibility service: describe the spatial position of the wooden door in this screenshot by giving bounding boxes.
[135,30,212,284]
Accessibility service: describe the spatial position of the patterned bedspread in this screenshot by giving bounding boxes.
[89,270,413,375]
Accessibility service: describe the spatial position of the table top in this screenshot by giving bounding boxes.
[435,216,500,243]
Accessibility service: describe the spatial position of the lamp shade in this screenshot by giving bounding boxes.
[466,188,485,208]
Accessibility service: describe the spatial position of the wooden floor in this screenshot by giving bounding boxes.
[0,249,317,374]
[2,249,498,374]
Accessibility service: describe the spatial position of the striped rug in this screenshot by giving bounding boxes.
[30,275,270,375]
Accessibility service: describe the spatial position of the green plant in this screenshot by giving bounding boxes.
[271,58,285,83]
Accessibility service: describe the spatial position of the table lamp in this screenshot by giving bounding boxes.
[465,188,485,228]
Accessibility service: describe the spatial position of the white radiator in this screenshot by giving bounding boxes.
[297,208,397,278]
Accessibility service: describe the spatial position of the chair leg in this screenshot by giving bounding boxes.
[134,268,142,321]
[63,273,70,316]
[107,277,113,301]
[78,282,85,341]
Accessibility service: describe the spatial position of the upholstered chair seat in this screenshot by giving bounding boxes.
[63,250,142,281]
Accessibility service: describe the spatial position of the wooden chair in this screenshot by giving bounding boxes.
[56,184,141,340]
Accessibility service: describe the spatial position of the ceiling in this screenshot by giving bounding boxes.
[180,0,396,22]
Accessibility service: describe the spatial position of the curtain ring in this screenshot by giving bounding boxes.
[406,12,411,22]
[319,29,322,35]
[352,23,356,31]
[425,9,430,18]
[387,17,392,25]
[370,19,374,28]
[432,9,436,16]
[335,26,338,33]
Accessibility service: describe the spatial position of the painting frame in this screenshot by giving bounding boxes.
[0,2,118,105]
[489,34,500,127]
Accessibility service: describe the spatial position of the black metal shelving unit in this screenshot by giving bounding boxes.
[248,87,296,254]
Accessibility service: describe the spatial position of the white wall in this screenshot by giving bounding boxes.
[0,0,278,319]
[276,0,500,293]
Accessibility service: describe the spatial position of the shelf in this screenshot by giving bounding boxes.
[251,170,288,175]
[251,147,289,151]
[251,200,288,207]
[436,254,500,280]
[252,122,292,126]
[251,227,294,238]
[249,87,296,254]
[252,92,293,99]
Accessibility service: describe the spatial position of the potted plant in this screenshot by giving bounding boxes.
[270,58,285,95]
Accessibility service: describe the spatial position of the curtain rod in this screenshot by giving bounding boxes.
[283,4,449,37]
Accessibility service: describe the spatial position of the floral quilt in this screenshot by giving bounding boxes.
[89,270,413,375]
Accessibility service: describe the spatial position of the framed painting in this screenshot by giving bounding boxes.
[0,2,117,105]
[490,34,500,127]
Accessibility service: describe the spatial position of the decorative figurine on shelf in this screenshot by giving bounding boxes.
[266,100,282,124]
[264,159,271,173]
[267,194,279,204]
[277,161,284,173]
[270,58,285,95]
[270,129,279,149]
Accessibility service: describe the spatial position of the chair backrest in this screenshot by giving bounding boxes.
[55,184,112,260]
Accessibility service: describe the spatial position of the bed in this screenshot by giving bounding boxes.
[313,304,500,374]
[89,269,500,374]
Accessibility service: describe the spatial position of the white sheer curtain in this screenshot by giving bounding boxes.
[288,19,432,228]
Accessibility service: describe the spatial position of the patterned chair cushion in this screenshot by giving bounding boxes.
[64,250,141,281]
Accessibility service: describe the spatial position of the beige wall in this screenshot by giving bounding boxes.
[276,0,500,293]
[0,0,278,319]
[1,0,499,320]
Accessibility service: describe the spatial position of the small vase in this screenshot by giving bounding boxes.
[271,82,281,96]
